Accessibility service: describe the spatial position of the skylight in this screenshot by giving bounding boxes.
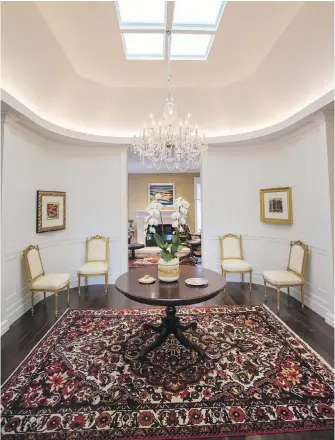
[170,34,214,60]
[116,1,166,30]
[122,33,165,60]
[172,0,225,31]
[115,2,225,60]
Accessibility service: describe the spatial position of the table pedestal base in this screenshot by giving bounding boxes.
[139,306,205,361]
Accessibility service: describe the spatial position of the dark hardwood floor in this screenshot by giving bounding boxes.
[1,281,334,440]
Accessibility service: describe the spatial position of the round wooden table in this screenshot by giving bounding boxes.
[115,266,226,361]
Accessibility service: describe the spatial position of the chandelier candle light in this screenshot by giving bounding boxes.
[132,31,208,171]
[145,194,190,282]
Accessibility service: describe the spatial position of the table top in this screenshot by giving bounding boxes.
[115,266,226,307]
[128,243,145,250]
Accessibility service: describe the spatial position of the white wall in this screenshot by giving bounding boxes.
[1,115,128,333]
[202,111,334,326]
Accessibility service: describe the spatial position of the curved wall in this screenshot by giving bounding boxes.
[201,111,334,326]
[1,115,128,333]
[1,106,333,334]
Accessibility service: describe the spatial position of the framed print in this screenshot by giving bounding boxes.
[36,191,66,233]
[148,183,175,207]
[260,187,293,224]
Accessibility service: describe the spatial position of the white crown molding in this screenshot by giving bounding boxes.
[1,88,333,147]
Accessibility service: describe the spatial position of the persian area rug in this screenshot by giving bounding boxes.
[1,305,334,439]
[128,254,196,268]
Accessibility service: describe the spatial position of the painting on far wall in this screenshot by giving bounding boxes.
[36,191,66,233]
[260,187,293,224]
[148,183,175,207]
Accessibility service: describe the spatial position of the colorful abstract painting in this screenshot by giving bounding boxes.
[148,183,175,206]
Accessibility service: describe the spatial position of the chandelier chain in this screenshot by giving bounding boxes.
[166,30,172,99]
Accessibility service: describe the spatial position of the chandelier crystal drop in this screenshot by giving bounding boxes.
[131,31,208,171]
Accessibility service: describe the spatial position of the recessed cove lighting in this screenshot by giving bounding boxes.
[172,0,225,31]
[170,34,214,60]
[116,1,166,30]
[122,33,165,60]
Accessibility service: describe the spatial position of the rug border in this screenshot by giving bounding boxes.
[263,304,334,372]
[1,308,71,387]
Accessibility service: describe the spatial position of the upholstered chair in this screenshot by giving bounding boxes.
[220,234,253,291]
[23,245,70,317]
[78,235,109,296]
[263,240,308,311]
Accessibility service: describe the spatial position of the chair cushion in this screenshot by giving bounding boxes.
[32,274,70,290]
[78,262,108,275]
[221,259,252,271]
[263,270,302,286]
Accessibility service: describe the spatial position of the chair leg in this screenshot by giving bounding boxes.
[43,292,46,301]
[85,277,88,290]
[55,292,59,317]
[241,273,244,285]
[67,283,70,307]
[264,280,267,299]
[287,287,290,297]
[249,271,252,291]
[78,274,81,297]
[105,273,108,296]
[277,287,281,311]
[301,284,304,309]
[31,291,34,316]
[223,272,227,291]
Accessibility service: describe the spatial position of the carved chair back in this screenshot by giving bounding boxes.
[86,235,109,263]
[220,233,243,260]
[287,240,308,278]
[23,245,45,285]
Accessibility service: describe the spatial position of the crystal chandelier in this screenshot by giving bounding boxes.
[131,31,208,171]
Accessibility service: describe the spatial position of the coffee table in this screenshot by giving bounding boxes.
[115,266,226,361]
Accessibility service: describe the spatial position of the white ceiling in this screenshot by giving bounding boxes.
[1,1,334,140]
[34,1,304,88]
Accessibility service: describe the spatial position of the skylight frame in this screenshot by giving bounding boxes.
[121,32,165,60]
[172,1,226,32]
[115,1,167,30]
[170,34,215,61]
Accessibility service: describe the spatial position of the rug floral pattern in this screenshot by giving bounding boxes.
[1,305,334,438]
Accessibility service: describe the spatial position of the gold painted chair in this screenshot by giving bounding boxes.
[23,245,70,317]
[263,240,308,311]
[220,233,253,291]
[78,235,109,296]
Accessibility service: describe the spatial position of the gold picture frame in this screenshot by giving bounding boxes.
[36,191,66,233]
[260,187,293,224]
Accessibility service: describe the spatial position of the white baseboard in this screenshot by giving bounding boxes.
[3,291,46,335]
[1,320,10,336]
[325,312,335,327]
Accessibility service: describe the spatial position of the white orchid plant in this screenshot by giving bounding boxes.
[145,195,190,262]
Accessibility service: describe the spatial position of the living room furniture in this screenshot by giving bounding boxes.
[128,243,145,260]
[23,244,70,317]
[77,235,109,296]
[115,266,226,361]
[263,240,308,311]
[220,233,253,291]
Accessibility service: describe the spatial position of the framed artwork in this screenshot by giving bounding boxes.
[260,187,293,224]
[36,191,66,233]
[148,183,175,207]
